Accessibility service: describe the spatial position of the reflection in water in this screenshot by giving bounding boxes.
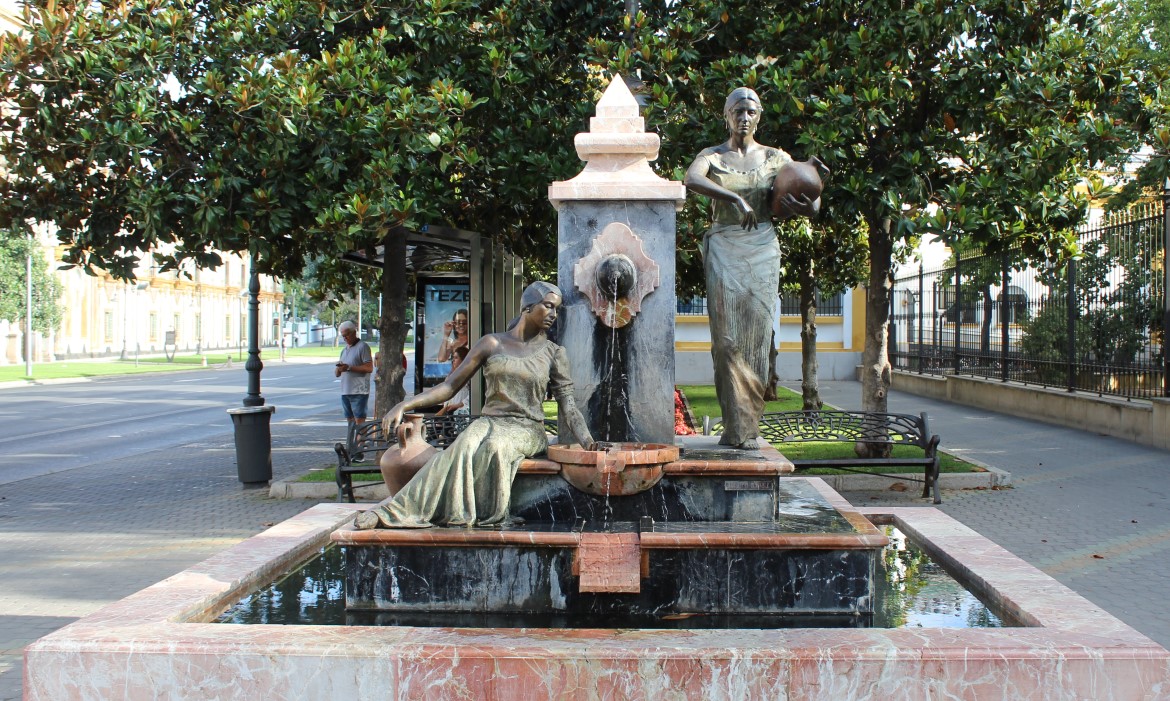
[216,527,1010,629]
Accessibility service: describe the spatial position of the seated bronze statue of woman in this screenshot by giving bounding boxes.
[355,281,594,529]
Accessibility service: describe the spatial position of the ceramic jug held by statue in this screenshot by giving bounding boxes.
[770,156,827,218]
[379,413,437,497]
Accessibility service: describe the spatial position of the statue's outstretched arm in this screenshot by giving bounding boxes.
[549,346,595,449]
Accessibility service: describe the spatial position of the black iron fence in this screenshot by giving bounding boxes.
[891,194,1169,400]
[677,292,844,316]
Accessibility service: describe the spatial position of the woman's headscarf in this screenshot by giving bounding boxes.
[506,280,563,332]
[519,281,562,312]
[723,87,762,116]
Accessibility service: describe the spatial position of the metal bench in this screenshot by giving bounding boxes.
[333,415,559,502]
[709,410,942,503]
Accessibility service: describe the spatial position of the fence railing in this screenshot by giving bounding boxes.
[676,292,844,316]
[890,194,1168,400]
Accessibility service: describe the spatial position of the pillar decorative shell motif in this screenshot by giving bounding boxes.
[573,222,659,328]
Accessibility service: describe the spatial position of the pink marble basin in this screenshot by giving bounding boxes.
[548,442,679,495]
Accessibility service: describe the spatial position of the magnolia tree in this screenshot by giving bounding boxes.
[2,0,1160,421]
[0,0,634,413]
[610,0,1158,433]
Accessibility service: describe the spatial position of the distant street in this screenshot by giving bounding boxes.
[0,354,413,487]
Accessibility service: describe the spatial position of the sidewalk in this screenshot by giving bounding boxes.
[3,381,1170,699]
[807,379,1170,653]
[0,412,345,701]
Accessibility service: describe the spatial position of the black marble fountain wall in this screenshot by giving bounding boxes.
[509,473,779,523]
[344,542,876,616]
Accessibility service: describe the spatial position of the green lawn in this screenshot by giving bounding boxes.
[0,343,398,383]
[0,358,216,382]
[679,383,804,419]
[282,344,348,358]
[299,465,361,482]
[676,384,976,473]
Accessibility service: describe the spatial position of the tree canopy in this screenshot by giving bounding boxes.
[1,0,1160,414]
[0,0,633,408]
[612,0,1159,410]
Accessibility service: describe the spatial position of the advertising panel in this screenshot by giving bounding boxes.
[420,282,471,382]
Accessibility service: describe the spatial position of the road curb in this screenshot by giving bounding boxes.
[270,477,389,501]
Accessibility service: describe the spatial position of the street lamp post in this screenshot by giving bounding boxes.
[25,231,33,378]
[243,260,264,407]
[120,282,129,360]
[227,253,274,485]
[237,292,244,361]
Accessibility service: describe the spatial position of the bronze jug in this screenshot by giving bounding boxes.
[379,414,437,496]
[770,157,826,217]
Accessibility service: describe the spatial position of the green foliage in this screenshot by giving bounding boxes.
[612,1,1152,258]
[1020,225,1162,378]
[1107,0,1170,205]
[1,0,1158,413]
[609,0,1156,408]
[778,218,869,301]
[0,231,62,333]
[0,0,627,284]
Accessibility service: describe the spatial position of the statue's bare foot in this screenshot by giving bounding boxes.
[737,438,759,450]
[353,511,381,530]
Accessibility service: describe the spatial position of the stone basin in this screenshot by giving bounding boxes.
[548,441,679,495]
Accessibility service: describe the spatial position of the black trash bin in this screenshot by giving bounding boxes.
[227,405,276,484]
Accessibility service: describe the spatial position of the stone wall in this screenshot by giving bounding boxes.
[890,370,1170,452]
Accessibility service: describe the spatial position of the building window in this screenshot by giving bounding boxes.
[104,311,114,344]
[149,312,158,342]
[225,315,232,341]
[997,286,1029,324]
[779,292,845,316]
[676,297,708,315]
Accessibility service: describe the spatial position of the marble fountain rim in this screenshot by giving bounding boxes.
[24,477,1170,700]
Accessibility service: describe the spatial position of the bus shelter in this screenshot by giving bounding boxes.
[341,224,523,413]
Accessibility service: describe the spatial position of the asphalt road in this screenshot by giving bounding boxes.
[0,356,413,487]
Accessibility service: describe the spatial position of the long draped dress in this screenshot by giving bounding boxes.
[364,340,574,528]
[698,145,791,446]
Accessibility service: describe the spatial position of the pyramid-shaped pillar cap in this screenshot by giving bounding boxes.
[548,74,685,208]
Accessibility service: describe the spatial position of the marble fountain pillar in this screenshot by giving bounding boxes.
[548,75,686,444]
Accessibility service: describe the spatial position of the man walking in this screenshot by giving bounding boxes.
[335,321,374,429]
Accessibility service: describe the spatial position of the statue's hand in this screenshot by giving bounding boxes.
[736,196,758,230]
[778,193,819,219]
[382,405,405,437]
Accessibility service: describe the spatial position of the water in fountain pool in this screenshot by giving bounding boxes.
[215,527,1015,629]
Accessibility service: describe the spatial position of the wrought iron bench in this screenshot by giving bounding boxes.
[333,415,559,502]
[709,411,942,503]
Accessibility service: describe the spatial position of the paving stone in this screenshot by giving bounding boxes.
[815,380,1170,653]
[4,382,1170,699]
[0,413,342,700]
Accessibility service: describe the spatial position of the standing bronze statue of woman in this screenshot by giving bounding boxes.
[355,281,595,529]
[684,87,820,449]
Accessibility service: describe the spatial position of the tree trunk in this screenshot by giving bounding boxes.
[858,216,894,458]
[799,263,822,410]
[764,328,779,401]
[375,227,408,420]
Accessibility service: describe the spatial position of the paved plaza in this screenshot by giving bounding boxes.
[2,379,1169,699]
